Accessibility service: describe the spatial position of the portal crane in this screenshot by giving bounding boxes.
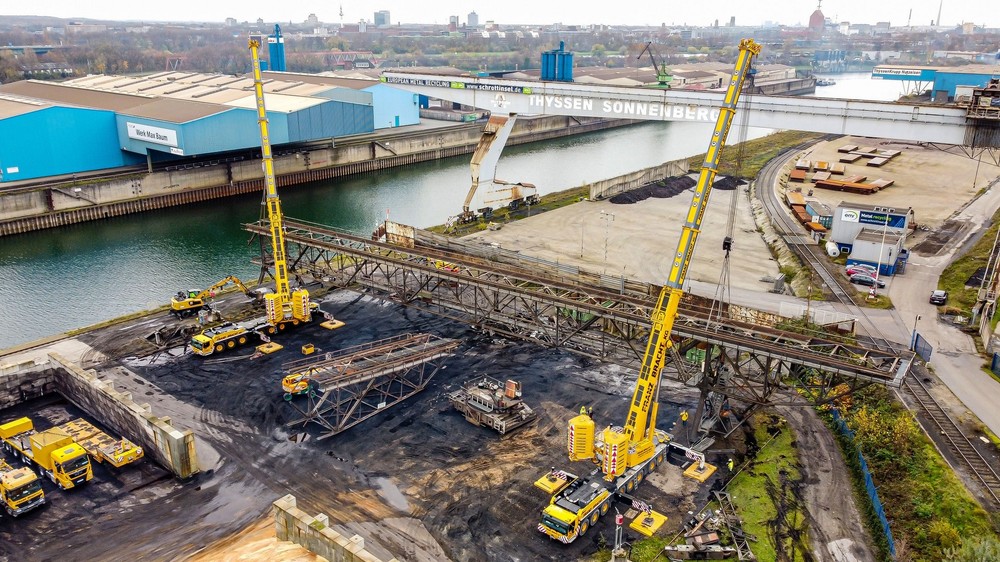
[188,39,324,356]
[450,114,538,226]
[537,38,761,544]
[637,42,672,88]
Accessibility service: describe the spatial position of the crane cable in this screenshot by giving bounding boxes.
[710,66,755,323]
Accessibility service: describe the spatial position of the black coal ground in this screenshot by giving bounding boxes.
[1,292,722,562]
[608,175,745,206]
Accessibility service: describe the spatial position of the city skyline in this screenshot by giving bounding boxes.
[7,0,995,29]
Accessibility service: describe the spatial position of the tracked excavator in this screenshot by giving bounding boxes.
[535,38,761,544]
[170,275,262,318]
[188,38,334,356]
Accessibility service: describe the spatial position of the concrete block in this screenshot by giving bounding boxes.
[349,534,365,550]
[275,493,297,511]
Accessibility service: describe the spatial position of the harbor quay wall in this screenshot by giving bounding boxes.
[0,116,633,237]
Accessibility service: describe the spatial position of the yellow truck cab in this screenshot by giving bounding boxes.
[0,417,93,490]
[0,460,45,517]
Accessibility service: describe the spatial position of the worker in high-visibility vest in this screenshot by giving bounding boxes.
[679,409,689,427]
[727,458,734,472]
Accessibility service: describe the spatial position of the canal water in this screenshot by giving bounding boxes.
[0,73,898,349]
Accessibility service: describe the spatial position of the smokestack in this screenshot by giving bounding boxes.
[937,0,943,26]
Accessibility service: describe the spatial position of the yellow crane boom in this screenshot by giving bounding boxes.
[249,38,291,304]
[186,39,324,356]
[248,38,312,327]
[538,38,761,544]
[622,37,762,450]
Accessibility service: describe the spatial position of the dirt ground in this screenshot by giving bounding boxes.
[791,136,1000,232]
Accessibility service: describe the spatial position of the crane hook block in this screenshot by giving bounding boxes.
[722,236,733,251]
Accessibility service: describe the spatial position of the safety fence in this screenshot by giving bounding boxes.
[831,408,896,558]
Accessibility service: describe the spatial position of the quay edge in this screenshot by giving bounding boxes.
[0,116,635,237]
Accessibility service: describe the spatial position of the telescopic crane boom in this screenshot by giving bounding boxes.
[537,38,761,544]
[186,39,322,356]
[248,37,306,324]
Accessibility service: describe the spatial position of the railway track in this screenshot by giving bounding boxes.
[902,374,1000,505]
[758,146,1000,506]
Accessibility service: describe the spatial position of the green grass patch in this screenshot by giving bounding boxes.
[687,130,824,178]
[834,386,995,561]
[725,413,811,562]
[939,206,1000,316]
[595,413,808,561]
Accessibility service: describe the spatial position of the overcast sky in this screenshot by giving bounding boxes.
[11,1,991,28]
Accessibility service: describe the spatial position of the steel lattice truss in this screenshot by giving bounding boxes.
[282,333,459,440]
[247,219,912,413]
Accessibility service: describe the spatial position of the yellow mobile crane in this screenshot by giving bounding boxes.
[536,38,761,544]
[189,39,324,356]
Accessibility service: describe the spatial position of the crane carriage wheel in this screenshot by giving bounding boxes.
[238,336,247,345]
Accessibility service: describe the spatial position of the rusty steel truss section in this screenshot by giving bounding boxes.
[283,332,459,440]
[247,219,913,412]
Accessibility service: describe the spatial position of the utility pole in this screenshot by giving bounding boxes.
[600,210,615,275]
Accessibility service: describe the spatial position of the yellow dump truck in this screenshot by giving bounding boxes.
[57,419,143,468]
[0,417,93,490]
[0,459,45,517]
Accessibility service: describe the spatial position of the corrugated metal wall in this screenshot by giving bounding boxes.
[932,72,994,102]
[287,100,373,142]
[364,84,419,130]
[0,107,143,182]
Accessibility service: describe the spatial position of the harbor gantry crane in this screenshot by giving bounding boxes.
[188,38,333,356]
[637,41,672,88]
[536,38,761,544]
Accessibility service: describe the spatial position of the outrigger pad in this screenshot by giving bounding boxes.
[683,462,717,482]
[629,509,667,536]
[256,342,284,354]
[320,319,346,330]
[533,471,571,494]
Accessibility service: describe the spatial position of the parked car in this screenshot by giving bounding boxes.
[850,273,886,288]
[845,263,878,276]
[929,290,948,305]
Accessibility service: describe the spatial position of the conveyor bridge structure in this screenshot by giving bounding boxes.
[247,219,913,433]
[281,332,459,440]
